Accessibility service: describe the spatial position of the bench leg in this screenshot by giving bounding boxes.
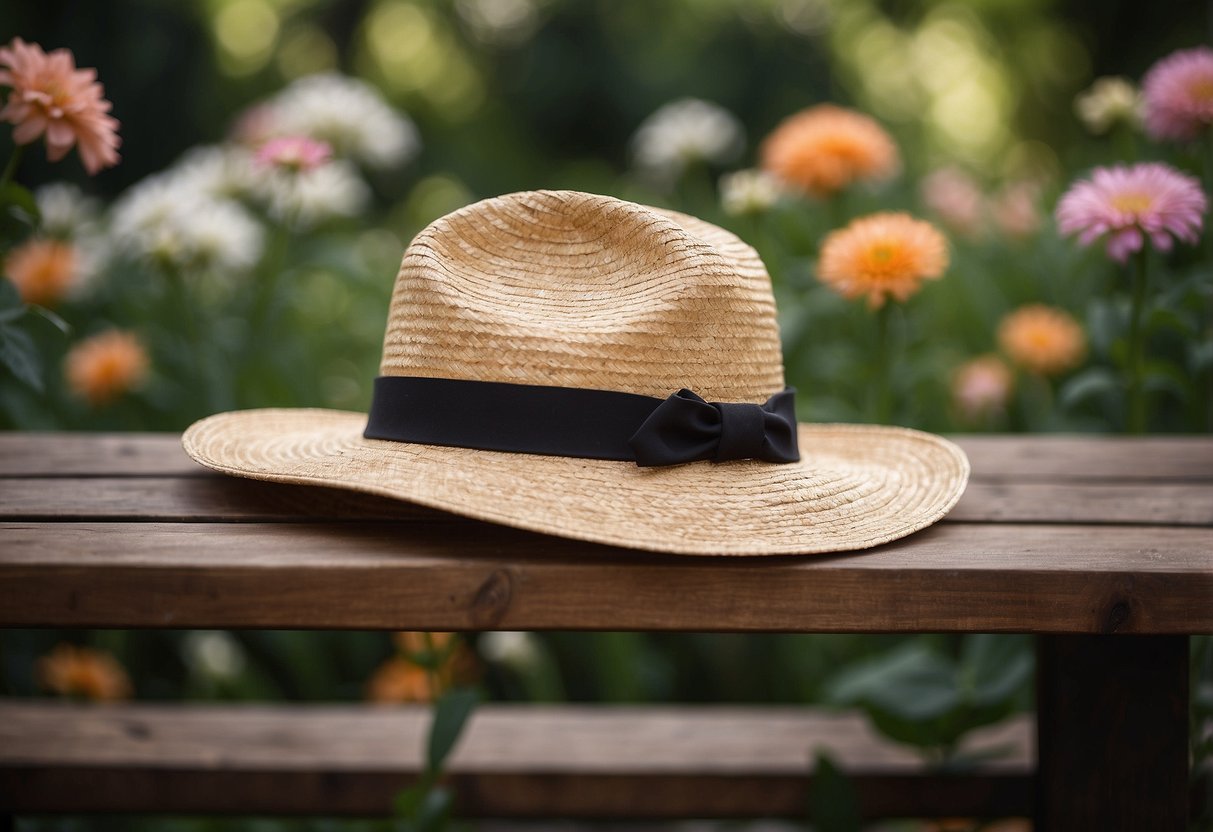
[1035,634,1188,830]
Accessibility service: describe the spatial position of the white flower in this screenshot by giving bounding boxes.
[182,631,246,679]
[632,98,744,181]
[171,144,260,201]
[455,0,541,47]
[266,73,420,168]
[1075,77,1142,135]
[262,159,370,229]
[110,172,264,274]
[719,169,782,216]
[479,631,541,670]
[35,182,102,239]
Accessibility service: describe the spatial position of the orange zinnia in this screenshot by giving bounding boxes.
[0,38,120,174]
[4,237,76,306]
[367,656,440,703]
[998,305,1086,376]
[38,643,132,701]
[761,104,899,197]
[64,329,149,406]
[817,212,948,308]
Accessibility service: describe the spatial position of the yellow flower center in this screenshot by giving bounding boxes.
[1186,77,1213,103]
[1110,191,1153,214]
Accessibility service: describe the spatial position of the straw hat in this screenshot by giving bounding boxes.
[184,190,968,555]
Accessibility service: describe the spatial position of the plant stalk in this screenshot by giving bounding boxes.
[873,302,893,424]
[1126,248,1149,434]
[0,144,24,191]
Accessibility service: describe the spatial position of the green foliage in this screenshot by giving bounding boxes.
[808,752,862,832]
[825,635,1032,760]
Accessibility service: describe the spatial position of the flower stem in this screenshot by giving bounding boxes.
[1126,248,1149,434]
[0,144,24,192]
[872,303,893,424]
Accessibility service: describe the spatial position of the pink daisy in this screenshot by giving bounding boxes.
[1142,46,1213,142]
[0,38,120,175]
[255,136,332,172]
[1055,163,1207,263]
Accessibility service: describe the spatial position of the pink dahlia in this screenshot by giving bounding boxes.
[0,38,120,174]
[255,135,332,172]
[1055,163,1206,262]
[1142,46,1213,141]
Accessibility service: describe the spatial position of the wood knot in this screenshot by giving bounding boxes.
[1102,600,1131,633]
[470,568,513,629]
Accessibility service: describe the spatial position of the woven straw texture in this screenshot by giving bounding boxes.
[184,190,969,556]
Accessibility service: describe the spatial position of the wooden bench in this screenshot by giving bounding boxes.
[1,434,1211,829]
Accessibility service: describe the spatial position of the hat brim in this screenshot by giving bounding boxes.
[182,408,969,556]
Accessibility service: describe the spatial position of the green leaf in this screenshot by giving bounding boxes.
[826,642,960,721]
[960,634,1033,706]
[27,304,71,336]
[809,752,861,832]
[1059,367,1120,410]
[0,319,43,392]
[427,687,478,775]
[0,182,39,243]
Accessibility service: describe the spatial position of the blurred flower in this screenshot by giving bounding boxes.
[998,305,1085,376]
[171,145,259,202]
[261,73,419,168]
[817,212,948,308]
[38,643,132,701]
[367,656,439,703]
[1141,46,1213,142]
[263,159,369,229]
[478,631,541,671]
[632,98,744,181]
[760,104,899,198]
[1055,162,1206,263]
[719,169,782,216]
[110,173,264,273]
[919,167,984,238]
[3,237,76,306]
[65,329,149,405]
[991,181,1042,240]
[35,182,101,238]
[255,136,332,172]
[1074,77,1141,135]
[952,355,1014,421]
[455,0,541,47]
[182,631,246,680]
[0,37,120,174]
[394,631,456,656]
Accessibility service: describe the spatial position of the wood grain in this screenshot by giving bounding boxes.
[0,702,1032,818]
[2,521,1209,633]
[5,433,1213,481]
[3,476,1212,526]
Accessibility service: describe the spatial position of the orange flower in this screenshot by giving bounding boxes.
[998,305,1086,376]
[760,104,899,197]
[38,643,132,701]
[64,329,149,406]
[817,212,948,308]
[367,656,440,703]
[952,355,1014,420]
[3,238,76,306]
[0,38,120,174]
[393,631,456,656]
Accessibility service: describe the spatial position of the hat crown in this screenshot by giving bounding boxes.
[380,190,785,403]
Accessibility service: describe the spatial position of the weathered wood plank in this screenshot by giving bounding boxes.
[0,702,1032,818]
[956,435,1213,482]
[2,522,1209,632]
[4,433,1213,481]
[0,433,197,477]
[3,476,1211,526]
[1035,635,1189,830]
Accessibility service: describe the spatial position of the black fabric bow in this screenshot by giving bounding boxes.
[628,388,799,467]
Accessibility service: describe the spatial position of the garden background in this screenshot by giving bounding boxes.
[0,0,1210,829]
